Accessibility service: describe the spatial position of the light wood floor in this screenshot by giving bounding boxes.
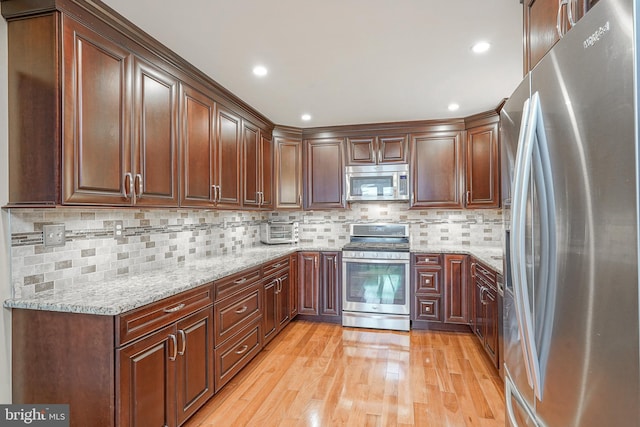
[185,320,505,427]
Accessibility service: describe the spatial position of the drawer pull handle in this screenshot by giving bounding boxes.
[425,279,431,284]
[235,345,249,355]
[164,303,185,313]
[272,263,282,268]
[426,307,431,312]
[234,278,248,285]
[235,306,248,314]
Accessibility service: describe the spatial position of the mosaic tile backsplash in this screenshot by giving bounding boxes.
[8,203,503,298]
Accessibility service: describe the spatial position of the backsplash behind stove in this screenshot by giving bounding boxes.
[8,203,502,298]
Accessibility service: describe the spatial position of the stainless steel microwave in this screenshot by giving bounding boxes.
[345,164,409,202]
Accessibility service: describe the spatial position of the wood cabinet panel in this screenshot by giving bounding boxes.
[213,267,261,301]
[415,295,442,322]
[263,277,278,343]
[117,323,176,427]
[175,307,214,425]
[346,134,408,165]
[304,138,345,209]
[466,121,499,208]
[117,284,214,346]
[180,83,215,207]
[260,133,273,209]
[471,259,499,368]
[298,252,320,315]
[410,131,464,208]
[278,270,291,328]
[414,268,441,294]
[214,321,262,392]
[274,136,303,209]
[133,57,179,206]
[243,120,260,207]
[444,254,469,324]
[320,252,341,318]
[62,16,132,205]
[216,107,242,208]
[213,284,262,345]
[524,0,588,72]
[289,253,299,318]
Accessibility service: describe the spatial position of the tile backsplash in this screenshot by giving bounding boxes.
[8,203,502,298]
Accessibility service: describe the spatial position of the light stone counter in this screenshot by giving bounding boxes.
[4,243,501,315]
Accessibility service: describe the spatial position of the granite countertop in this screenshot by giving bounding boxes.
[4,244,502,315]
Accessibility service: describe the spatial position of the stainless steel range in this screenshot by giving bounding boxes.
[342,223,410,331]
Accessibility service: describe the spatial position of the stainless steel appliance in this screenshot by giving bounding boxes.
[259,221,299,245]
[501,0,639,425]
[345,164,409,202]
[342,223,410,331]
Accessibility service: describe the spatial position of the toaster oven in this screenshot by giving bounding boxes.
[260,221,299,245]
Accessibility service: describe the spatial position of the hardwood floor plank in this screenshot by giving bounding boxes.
[184,320,505,427]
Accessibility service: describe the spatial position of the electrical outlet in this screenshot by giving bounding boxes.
[114,220,124,239]
[43,224,66,247]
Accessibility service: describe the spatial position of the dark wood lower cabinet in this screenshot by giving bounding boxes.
[444,254,470,324]
[471,259,499,369]
[297,251,341,323]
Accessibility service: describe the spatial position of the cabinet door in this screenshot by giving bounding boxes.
[320,252,341,317]
[410,131,464,208]
[298,252,319,315]
[216,107,242,208]
[180,84,215,207]
[274,137,303,209]
[444,254,469,324]
[378,135,408,163]
[289,253,299,318]
[473,276,485,341]
[176,307,214,425]
[263,277,278,344]
[466,121,499,208]
[484,286,499,367]
[278,271,291,328]
[304,138,345,209]
[524,0,586,71]
[260,134,273,209]
[117,323,176,427]
[62,16,132,205]
[346,136,376,165]
[242,119,261,207]
[133,57,179,206]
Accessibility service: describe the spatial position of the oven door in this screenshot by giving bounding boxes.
[342,256,410,315]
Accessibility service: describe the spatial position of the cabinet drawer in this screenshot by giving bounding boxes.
[214,267,261,302]
[413,253,442,266]
[413,267,441,294]
[414,295,442,322]
[214,320,262,392]
[473,261,497,286]
[262,256,289,277]
[214,283,262,346]
[117,284,214,346]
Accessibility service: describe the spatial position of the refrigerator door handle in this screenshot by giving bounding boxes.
[530,91,558,402]
[510,96,536,391]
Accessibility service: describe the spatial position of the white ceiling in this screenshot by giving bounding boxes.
[102,0,524,128]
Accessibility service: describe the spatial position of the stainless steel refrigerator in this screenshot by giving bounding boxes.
[500,0,640,425]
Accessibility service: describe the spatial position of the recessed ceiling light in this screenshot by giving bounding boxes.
[448,103,460,112]
[471,41,491,54]
[252,65,268,77]
[301,114,311,121]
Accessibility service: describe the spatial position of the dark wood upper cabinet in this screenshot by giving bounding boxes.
[524,0,589,73]
[62,15,133,205]
[216,107,242,208]
[133,58,179,206]
[243,121,273,209]
[180,83,216,208]
[346,134,408,165]
[410,130,464,208]
[274,135,303,210]
[465,119,500,208]
[304,138,345,209]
